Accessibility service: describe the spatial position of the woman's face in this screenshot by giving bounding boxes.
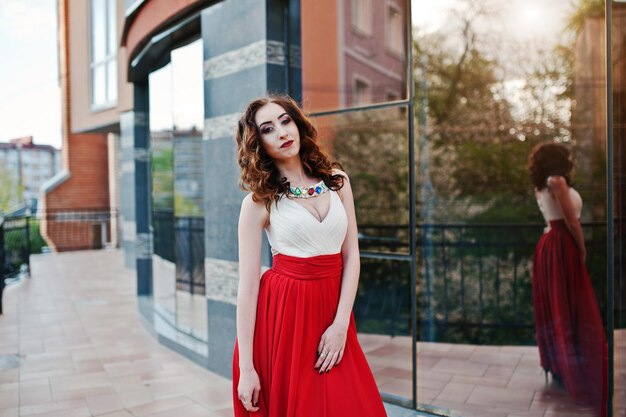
[254,102,301,162]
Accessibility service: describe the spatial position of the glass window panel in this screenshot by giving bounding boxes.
[91,0,106,62]
[301,0,408,113]
[171,39,206,341]
[356,257,411,401]
[171,39,204,132]
[106,59,117,103]
[313,105,410,255]
[92,65,106,106]
[107,0,116,55]
[149,63,176,322]
[413,0,608,415]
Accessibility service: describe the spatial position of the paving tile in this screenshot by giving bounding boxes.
[466,385,534,409]
[127,396,195,416]
[431,358,489,377]
[19,385,53,406]
[0,407,18,417]
[0,389,18,409]
[19,399,86,416]
[435,382,475,403]
[85,394,125,415]
[185,384,233,410]
[144,403,217,417]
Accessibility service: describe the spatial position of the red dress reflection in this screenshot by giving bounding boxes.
[533,185,607,417]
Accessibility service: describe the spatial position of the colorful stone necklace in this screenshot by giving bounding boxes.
[289,179,328,198]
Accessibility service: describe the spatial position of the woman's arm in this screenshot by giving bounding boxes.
[548,175,586,260]
[235,193,268,411]
[315,168,360,373]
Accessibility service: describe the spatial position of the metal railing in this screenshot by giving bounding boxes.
[354,221,607,345]
[152,210,205,294]
[0,215,32,314]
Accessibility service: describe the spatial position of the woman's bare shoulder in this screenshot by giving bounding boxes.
[241,192,270,228]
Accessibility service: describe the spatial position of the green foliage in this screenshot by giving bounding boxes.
[0,166,23,213]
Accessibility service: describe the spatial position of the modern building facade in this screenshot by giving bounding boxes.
[54,0,625,415]
[0,136,60,209]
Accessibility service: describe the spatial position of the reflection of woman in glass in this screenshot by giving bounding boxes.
[231,95,387,416]
[529,142,607,416]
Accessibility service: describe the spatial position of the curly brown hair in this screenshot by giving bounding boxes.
[528,141,573,190]
[235,94,344,211]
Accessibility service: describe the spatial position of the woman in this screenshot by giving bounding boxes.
[529,142,607,417]
[231,95,387,417]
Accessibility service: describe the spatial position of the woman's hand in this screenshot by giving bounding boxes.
[314,322,348,373]
[237,367,261,412]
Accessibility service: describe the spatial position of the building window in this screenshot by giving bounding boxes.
[354,77,372,105]
[386,4,404,56]
[353,0,372,35]
[90,0,117,108]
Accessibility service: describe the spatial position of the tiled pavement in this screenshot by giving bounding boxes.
[0,250,430,417]
[0,249,622,417]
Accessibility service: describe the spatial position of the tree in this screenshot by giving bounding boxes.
[0,166,22,214]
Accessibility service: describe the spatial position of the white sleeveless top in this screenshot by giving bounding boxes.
[536,187,583,222]
[265,188,348,257]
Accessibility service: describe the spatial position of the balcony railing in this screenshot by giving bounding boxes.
[354,222,608,345]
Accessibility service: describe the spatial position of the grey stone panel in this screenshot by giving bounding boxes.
[204,65,268,119]
[201,0,266,59]
[203,137,243,263]
[207,299,236,378]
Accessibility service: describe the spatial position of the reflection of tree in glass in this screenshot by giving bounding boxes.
[321,109,410,251]
[151,143,174,210]
[411,0,608,344]
[414,0,605,224]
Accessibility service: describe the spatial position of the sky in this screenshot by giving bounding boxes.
[0,0,61,149]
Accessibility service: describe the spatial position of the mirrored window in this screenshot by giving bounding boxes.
[314,105,410,255]
[413,0,608,414]
[149,39,207,341]
[301,0,408,113]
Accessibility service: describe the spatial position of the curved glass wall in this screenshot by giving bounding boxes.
[149,38,207,342]
[303,0,617,414]
[412,0,608,415]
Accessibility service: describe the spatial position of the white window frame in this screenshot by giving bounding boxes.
[385,2,404,57]
[89,0,117,110]
[352,0,373,36]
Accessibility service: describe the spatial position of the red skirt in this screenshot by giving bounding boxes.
[232,253,387,417]
[532,220,607,416]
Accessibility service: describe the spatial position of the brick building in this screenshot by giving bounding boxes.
[0,136,60,209]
